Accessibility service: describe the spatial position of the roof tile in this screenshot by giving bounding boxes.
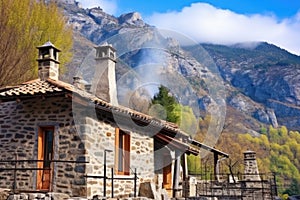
[0,79,64,97]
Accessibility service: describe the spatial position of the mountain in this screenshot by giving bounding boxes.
[57,0,300,133]
[202,43,300,130]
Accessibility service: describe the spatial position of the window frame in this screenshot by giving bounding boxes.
[37,126,55,191]
[115,128,130,175]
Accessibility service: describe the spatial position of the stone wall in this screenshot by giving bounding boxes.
[0,97,86,196]
[81,115,155,198]
[196,180,272,200]
[0,96,156,199]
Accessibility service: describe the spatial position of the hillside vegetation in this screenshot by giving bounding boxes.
[217,127,300,198]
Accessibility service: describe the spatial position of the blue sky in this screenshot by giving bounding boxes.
[77,0,300,55]
[114,0,300,20]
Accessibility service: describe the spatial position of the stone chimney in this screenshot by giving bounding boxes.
[243,150,261,181]
[37,41,60,81]
[91,43,118,105]
[73,76,85,90]
[73,76,92,91]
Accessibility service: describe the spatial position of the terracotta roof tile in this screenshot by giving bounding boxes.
[0,79,64,97]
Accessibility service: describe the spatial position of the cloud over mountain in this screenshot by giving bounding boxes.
[147,3,300,55]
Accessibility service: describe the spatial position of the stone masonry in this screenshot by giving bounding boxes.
[0,95,155,199]
[80,114,155,198]
[243,150,261,181]
[0,96,86,196]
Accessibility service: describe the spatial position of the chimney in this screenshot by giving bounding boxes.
[37,41,60,81]
[73,76,85,90]
[243,150,261,181]
[91,43,118,105]
[73,76,92,91]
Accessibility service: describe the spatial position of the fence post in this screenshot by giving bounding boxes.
[261,177,265,200]
[13,153,17,194]
[103,150,107,197]
[134,168,137,197]
[273,172,278,197]
[111,168,114,198]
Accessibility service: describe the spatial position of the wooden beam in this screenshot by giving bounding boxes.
[214,153,218,180]
[191,139,229,158]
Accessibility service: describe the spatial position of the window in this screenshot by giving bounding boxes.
[37,126,54,190]
[115,128,130,175]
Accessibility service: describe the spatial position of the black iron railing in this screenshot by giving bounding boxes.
[191,172,278,200]
[0,154,88,194]
[85,168,138,198]
[0,155,139,198]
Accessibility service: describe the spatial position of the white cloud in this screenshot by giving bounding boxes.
[147,3,300,55]
[77,0,117,15]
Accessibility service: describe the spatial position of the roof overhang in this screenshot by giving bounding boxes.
[191,139,229,158]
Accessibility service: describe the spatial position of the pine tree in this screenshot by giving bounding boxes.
[151,85,180,123]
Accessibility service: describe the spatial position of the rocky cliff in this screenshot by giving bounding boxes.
[202,43,300,130]
[58,0,300,133]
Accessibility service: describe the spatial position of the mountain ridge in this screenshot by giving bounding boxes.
[58,0,300,133]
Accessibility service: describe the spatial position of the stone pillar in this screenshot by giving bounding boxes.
[243,150,261,181]
[172,151,181,198]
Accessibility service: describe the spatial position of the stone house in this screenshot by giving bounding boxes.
[0,42,227,199]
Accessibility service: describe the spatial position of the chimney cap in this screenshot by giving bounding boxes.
[73,76,89,84]
[244,150,255,154]
[73,76,90,91]
[101,42,112,47]
[37,41,61,52]
[95,42,116,51]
